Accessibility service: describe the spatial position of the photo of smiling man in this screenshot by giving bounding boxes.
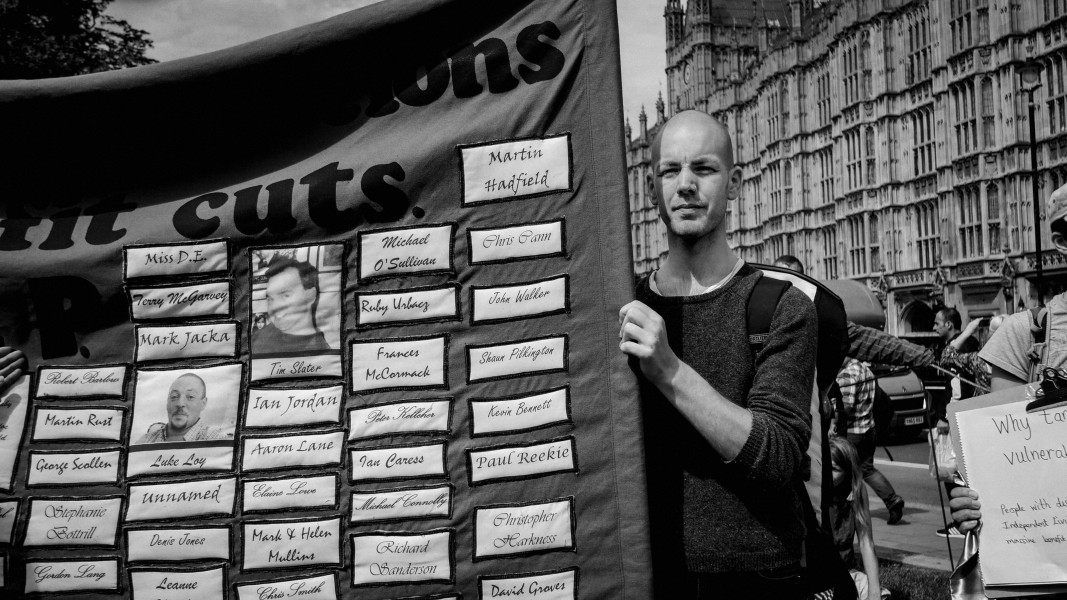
[137,373,225,443]
[249,245,343,381]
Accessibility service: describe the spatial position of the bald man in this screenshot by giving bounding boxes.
[619,111,817,598]
[137,373,226,443]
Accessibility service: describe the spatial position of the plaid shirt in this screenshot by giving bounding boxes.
[835,357,875,435]
[847,321,935,367]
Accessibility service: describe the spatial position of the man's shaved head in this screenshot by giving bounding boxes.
[651,110,734,169]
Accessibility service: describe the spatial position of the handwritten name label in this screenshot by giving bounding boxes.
[468,437,577,485]
[251,354,343,382]
[127,446,234,478]
[351,336,447,393]
[356,285,459,327]
[24,560,118,593]
[24,497,121,546]
[351,443,447,483]
[358,224,453,281]
[125,240,228,278]
[243,474,338,512]
[33,407,124,441]
[126,527,229,561]
[135,322,238,361]
[36,366,126,398]
[351,484,453,524]
[470,387,571,436]
[0,500,18,543]
[460,134,572,205]
[467,335,567,382]
[0,376,31,491]
[126,478,236,522]
[28,450,120,486]
[129,281,231,320]
[468,219,565,264]
[349,399,451,440]
[130,566,224,600]
[480,568,577,600]
[243,517,341,570]
[245,385,343,428]
[475,498,575,560]
[236,573,337,600]
[351,530,453,586]
[472,275,569,323]
[242,431,345,472]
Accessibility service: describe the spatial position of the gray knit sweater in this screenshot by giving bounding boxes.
[637,264,817,585]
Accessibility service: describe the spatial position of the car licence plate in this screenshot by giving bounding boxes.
[905,416,925,426]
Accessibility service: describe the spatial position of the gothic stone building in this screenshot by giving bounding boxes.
[627,0,1067,334]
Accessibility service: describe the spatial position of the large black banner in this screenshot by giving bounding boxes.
[0,0,651,597]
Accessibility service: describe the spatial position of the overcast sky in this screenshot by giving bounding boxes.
[108,0,665,135]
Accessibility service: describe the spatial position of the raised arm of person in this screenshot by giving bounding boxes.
[619,289,816,490]
[847,321,935,367]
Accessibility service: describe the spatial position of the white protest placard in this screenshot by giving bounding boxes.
[953,393,1067,585]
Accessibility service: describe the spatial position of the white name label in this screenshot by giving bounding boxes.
[474,498,575,560]
[242,431,345,472]
[33,407,124,441]
[243,475,338,512]
[470,387,571,436]
[0,376,31,491]
[250,354,343,381]
[472,275,569,323]
[244,386,343,428]
[236,573,337,600]
[356,285,459,327]
[468,437,577,485]
[130,567,224,600]
[349,399,451,440]
[28,450,120,486]
[36,366,126,398]
[460,134,572,205]
[126,527,230,561]
[24,497,122,546]
[129,281,231,320]
[351,336,447,393]
[25,560,118,593]
[243,517,341,570]
[0,500,17,543]
[480,568,578,600]
[351,443,447,482]
[127,446,234,478]
[467,336,567,382]
[358,224,453,280]
[126,478,236,522]
[135,322,238,361]
[125,240,228,278]
[468,219,565,264]
[350,484,452,524]
[351,530,453,586]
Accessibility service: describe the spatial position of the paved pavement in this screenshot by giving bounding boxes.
[869,457,960,572]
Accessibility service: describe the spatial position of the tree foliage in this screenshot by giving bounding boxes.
[0,0,156,79]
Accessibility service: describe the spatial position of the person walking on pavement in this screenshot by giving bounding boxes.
[834,357,906,525]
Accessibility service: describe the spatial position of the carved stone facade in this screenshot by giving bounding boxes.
[626,0,1067,332]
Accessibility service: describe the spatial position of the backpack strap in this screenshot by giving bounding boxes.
[1029,306,1051,383]
[1031,307,1049,344]
[747,275,791,348]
